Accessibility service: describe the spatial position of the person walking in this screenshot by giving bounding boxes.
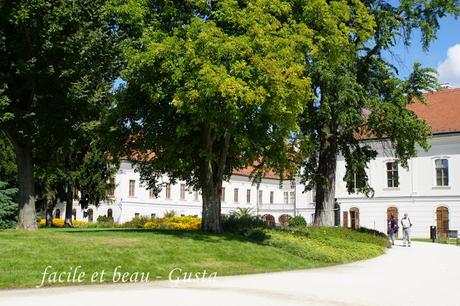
[401,213,412,247]
[387,215,398,246]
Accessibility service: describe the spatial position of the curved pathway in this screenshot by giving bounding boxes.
[1,242,460,306]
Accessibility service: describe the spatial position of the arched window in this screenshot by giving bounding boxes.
[55,209,61,219]
[262,214,275,226]
[278,214,292,227]
[107,208,113,219]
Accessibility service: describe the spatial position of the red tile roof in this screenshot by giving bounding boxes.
[409,88,460,134]
[232,165,280,179]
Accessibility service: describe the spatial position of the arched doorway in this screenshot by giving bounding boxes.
[107,208,113,219]
[387,207,399,238]
[278,214,292,227]
[55,209,61,219]
[349,207,360,229]
[342,211,349,228]
[88,209,94,223]
[436,206,449,238]
[262,214,275,226]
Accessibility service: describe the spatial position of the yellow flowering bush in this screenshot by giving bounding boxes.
[144,216,201,231]
[38,218,88,228]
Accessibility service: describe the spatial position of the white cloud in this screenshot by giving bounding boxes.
[437,44,460,87]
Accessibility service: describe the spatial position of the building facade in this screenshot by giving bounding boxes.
[53,88,460,238]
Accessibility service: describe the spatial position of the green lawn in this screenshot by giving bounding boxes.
[0,227,387,289]
[413,237,460,245]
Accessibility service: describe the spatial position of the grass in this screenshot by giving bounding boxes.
[0,227,387,289]
[413,237,460,245]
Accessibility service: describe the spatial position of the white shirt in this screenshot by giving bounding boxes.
[401,218,412,229]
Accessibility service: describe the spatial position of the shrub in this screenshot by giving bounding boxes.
[288,216,307,227]
[0,181,17,229]
[243,228,270,242]
[163,210,176,218]
[144,216,201,230]
[356,227,387,238]
[96,215,114,223]
[222,214,265,234]
[120,216,151,228]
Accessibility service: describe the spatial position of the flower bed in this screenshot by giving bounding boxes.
[143,216,201,231]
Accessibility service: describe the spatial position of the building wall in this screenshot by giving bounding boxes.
[55,160,304,225]
[336,133,460,237]
[53,133,460,237]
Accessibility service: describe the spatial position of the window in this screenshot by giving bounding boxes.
[194,190,199,201]
[290,191,295,204]
[129,180,136,197]
[55,209,61,219]
[72,208,77,220]
[221,187,226,202]
[151,213,156,219]
[234,188,239,203]
[88,209,93,222]
[435,159,449,186]
[311,187,316,203]
[180,184,186,200]
[270,191,274,204]
[135,213,140,217]
[386,162,399,188]
[107,178,115,197]
[165,183,171,199]
[246,189,251,203]
[283,192,289,204]
[107,209,113,219]
[258,190,263,204]
[149,188,156,199]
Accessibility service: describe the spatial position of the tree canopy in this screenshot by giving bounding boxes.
[298,0,459,225]
[0,0,122,228]
[114,0,318,232]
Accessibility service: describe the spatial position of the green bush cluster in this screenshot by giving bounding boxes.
[0,181,17,229]
[288,216,307,227]
[355,227,387,238]
[222,208,268,242]
[119,216,151,228]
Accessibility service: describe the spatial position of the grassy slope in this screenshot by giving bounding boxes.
[0,227,386,289]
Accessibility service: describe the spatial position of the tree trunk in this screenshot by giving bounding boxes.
[45,198,53,228]
[201,180,223,233]
[13,141,37,230]
[64,185,73,227]
[199,127,229,233]
[314,128,337,226]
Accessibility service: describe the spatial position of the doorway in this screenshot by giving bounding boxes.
[387,207,399,238]
[436,206,449,238]
[349,207,360,229]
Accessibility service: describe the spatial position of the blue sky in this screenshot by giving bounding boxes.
[387,16,460,87]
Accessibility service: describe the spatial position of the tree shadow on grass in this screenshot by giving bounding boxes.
[62,227,253,244]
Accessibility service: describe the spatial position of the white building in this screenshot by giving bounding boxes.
[336,88,460,238]
[53,160,303,225]
[54,88,460,238]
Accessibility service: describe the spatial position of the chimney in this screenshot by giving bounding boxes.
[440,82,452,90]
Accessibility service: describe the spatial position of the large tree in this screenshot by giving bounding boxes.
[299,0,459,226]
[113,0,323,233]
[0,0,121,229]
